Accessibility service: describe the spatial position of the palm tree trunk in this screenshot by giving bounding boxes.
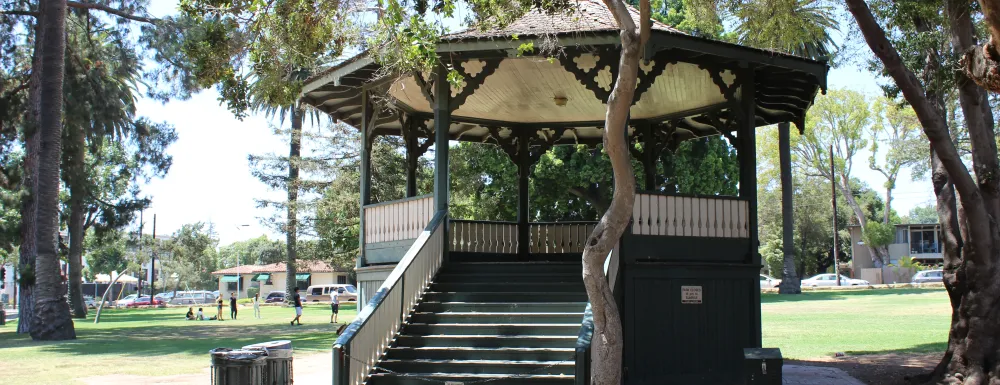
[284,106,302,303]
[16,0,45,335]
[31,0,75,341]
[67,128,87,319]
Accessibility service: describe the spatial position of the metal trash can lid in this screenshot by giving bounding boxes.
[243,340,292,351]
[221,350,268,365]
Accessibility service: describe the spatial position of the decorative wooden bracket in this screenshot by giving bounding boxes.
[486,127,566,174]
[526,128,566,165]
[448,58,502,111]
[633,50,679,104]
[413,71,436,106]
[400,114,435,159]
[558,48,620,104]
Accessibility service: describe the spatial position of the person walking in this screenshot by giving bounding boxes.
[253,292,262,319]
[290,288,303,326]
[229,292,238,320]
[329,288,340,324]
[216,296,224,321]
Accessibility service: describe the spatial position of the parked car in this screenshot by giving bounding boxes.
[759,274,781,289]
[912,269,944,284]
[84,296,97,309]
[116,294,139,307]
[305,284,358,303]
[127,296,164,308]
[801,274,870,287]
[169,291,216,305]
[264,291,285,303]
[154,292,176,302]
[212,290,220,298]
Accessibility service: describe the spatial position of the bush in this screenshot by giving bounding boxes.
[247,287,259,299]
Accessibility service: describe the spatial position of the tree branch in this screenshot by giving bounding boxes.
[0,10,37,17]
[66,1,157,24]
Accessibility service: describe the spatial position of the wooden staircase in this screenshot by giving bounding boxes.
[367,262,588,385]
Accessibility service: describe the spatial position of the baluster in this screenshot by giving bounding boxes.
[632,195,641,234]
[642,194,651,235]
[657,195,667,236]
[739,201,748,238]
[665,196,675,236]
[707,199,717,237]
[682,197,692,237]
[649,195,660,235]
[697,198,706,237]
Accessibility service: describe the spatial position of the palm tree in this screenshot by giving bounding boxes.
[61,12,142,318]
[32,0,76,341]
[733,0,839,60]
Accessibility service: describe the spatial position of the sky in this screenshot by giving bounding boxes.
[135,3,937,246]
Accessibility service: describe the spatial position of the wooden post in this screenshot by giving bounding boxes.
[358,91,373,269]
[642,123,656,190]
[778,122,799,293]
[403,117,419,198]
[517,128,531,259]
[738,64,761,347]
[433,65,451,214]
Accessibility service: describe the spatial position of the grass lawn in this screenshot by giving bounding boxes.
[0,303,356,385]
[0,288,954,384]
[762,288,952,359]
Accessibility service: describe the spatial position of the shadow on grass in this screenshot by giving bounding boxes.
[0,309,342,358]
[762,288,946,303]
[844,342,948,356]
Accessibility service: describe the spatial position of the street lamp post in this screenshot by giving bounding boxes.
[236,225,249,298]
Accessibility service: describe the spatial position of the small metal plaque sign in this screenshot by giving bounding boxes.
[444,382,464,385]
[681,286,702,304]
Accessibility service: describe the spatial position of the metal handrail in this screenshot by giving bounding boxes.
[333,210,447,385]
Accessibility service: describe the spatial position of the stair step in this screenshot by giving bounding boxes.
[410,312,585,324]
[380,359,574,375]
[441,263,581,275]
[434,273,582,284]
[394,335,577,348]
[417,302,588,313]
[384,347,575,361]
[403,323,581,336]
[423,292,589,303]
[431,282,584,293]
[367,373,573,385]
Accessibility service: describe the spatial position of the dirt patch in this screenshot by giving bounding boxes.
[78,352,331,385]
[790,353,940,385]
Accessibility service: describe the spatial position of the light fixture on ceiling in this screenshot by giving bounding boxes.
[553,95,569,107]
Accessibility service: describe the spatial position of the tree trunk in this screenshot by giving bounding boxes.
[834,172,885,266]
[777,123,800,294]
[31,0,75,341]
[285,106,302,304]
[67,128,87,319]
[583,2,644,383]
[849,0,1000,382]
[961,0,1000,93]
[17,0,45,335]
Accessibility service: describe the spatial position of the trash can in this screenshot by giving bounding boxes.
[243,340,293,385]
[211,348,267,385]
[743,348,782,385]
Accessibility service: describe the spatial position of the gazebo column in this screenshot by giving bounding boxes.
[401,115,434,198]
[641,123,657,190]
[433,65,451,214]
[357,91,374,269]
[738,64,762,346]
[517,128,531,259]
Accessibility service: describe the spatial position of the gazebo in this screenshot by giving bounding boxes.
[302,1,827,384]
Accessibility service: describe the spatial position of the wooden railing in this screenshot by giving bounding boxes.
[333,211,446,385]
[450,220,518,253]
[632,193,749,238]
[530,222,598,253]
[363,195,433,244]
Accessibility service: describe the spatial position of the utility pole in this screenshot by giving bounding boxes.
[236,224,249,298]
[138,211,144,296]
[150,214,157,299]
[830,145,841,286]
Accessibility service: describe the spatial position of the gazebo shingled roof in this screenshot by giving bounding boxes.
[300,0,828,147]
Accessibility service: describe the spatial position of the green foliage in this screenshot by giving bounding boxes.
[908,205,939,224]
[84,229,130,275]
[163,223,220,291]
[862,221,896,248]
[217,236,286,267]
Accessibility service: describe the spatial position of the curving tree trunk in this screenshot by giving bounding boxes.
[960,0,1000,93]
[31,0,75,341]
[849,0,1000,382]
[284,106,302,304]
[66,127,87,319]
[583,1,648,384]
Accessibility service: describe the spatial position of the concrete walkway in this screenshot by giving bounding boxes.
[784,365,867,385]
